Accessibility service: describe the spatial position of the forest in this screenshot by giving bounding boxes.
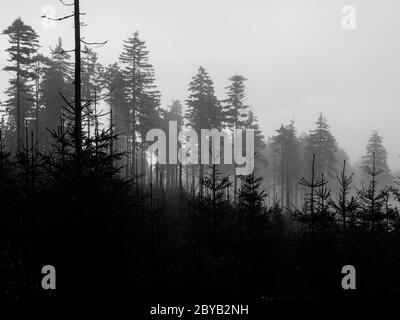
[1,0,400,301]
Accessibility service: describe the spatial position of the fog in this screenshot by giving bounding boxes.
[1,0,399,170]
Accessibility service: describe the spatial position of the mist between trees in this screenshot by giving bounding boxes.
[146,122,255,175]
[1,1,400,300]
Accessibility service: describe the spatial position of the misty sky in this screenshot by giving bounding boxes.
[1,0,400,170]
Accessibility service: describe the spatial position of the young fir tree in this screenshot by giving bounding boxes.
[2,18,39,149]
[361,131,392,185]
[198,163,232,239]
[306,113,338,179]
[81,46,106,141]
[185,66,223,197]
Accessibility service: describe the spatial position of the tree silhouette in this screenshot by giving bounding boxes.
[306,113,338,179]
[330,160,359,233]
[362,131,392,185]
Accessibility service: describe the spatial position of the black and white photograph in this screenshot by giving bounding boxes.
[0,0,399,315]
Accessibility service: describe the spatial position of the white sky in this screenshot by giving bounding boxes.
[1,0,400,170]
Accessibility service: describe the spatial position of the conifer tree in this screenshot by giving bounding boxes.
[186,66,223,196]
[361,131,391,185]
[2,18,39,149]
[40,38,72,148]
[0,128,12,195]
[163,100,184,129]
[224,74,249,128]
[119,31,160,176]
[104,63,128,153]
[306,113,338,179]
[357,153,387,231]
[199,163,231,238]
[292,155,326,245]
[329,160,359,233]
[223,75,263,201]
[246,109,268,168]
[161,100,184,189]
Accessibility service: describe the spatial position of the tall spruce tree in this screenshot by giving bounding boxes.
[163,100,184,130]
[306,113,338,179]
[161,100,184,189]
[361,131,391,185]
[185,66,223,196]
[104,63,128,151]
[2,18,39,149]
[119,31,160,176]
